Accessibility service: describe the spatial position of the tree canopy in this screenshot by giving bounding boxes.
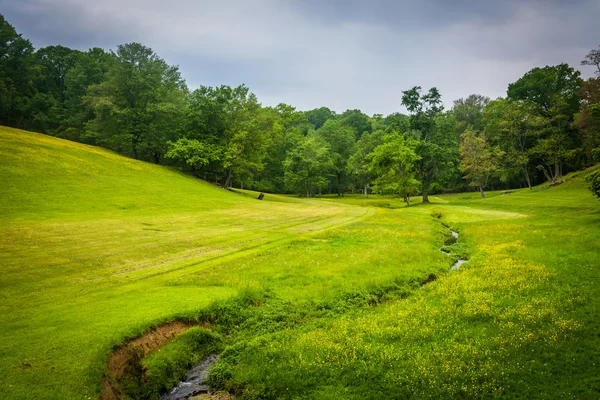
[1,12,599,199]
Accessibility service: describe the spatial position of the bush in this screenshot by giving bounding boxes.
[587,170,600,199]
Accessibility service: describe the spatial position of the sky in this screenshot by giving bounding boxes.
[2,0,599,115]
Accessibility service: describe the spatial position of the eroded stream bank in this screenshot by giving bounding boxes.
[103,217,469,399]
[439,221,468,270]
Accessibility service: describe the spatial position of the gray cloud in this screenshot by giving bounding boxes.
[2,0,599,114]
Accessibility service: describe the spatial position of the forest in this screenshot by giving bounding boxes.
[1,13,599,201]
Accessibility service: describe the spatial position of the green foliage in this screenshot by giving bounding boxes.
[507,63,582,116]
[84,43,187,162]
[587,170,600,198]
[205,170,600,399]
[3,126,600,399]
[368,133,421,205]
[347,130,385,197]
[459,129,504,197]
[315,120,356,195]
[506,64,584,184]
[140,328,221,399]
[165,137,221,175]
[283,132,332,196]
[339,109,372,139]
[183,85,281,188]
[574,77,600,162]
[0,14,38,128]
[401,86,457,200]
[452,94,490,133]
[482,98,541,188]
[305,106,336,129]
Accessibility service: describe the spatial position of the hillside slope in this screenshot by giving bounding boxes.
[0,126,367,399]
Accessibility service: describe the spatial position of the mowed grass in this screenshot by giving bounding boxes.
[3,126,599,399]
[207,172,600,399]
[0,127,451,399]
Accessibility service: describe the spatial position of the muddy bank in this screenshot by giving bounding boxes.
[102,321,193,400]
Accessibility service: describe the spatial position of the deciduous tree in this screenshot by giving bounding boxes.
[85,43,187,162]
[368,133,420,206]
[459,129,504,198]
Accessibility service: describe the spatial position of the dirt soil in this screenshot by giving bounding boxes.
[102,321,191,400]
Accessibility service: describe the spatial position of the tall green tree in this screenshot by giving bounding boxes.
[30,45,82,133]
[257,103,309,192]
[164,138,221,177]
[507,64,583,183]
[222,95,281,188]
[368,133,421,206]
[339,109,372,139]
[283,133,332,197]
[402,86,455,202]
[61,48,112,141]
[347,130,385,197]
[575,77,600,162]
[315,119,356,195]
[460,129,504,198]
[452,94,490,133]
[85,42,187,162]
[575,46,600,162]
[483,98,542,189]
[0,14,38,128]
[305,107,336,129]
[184,85,281,188]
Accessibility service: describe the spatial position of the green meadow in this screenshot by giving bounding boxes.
[1,126,599,399]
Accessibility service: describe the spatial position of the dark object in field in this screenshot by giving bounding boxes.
[501,190,514,195]
[257,192,265,200]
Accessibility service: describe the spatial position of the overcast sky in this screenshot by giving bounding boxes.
[2,0,599,115]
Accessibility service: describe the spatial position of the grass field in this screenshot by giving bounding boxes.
[1,126,599,399]
[207,177,600,399]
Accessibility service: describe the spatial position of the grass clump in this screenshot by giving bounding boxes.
[140,328,221,399]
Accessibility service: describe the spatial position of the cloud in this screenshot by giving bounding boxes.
[2,0,599,115]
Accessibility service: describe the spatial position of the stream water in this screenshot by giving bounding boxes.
[441,227,467,270]
[161,225,466,399]
[160,354,219,400]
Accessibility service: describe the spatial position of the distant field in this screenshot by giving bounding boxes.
[1,126,599,399]
[212,175,600,398]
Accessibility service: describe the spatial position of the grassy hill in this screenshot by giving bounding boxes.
[0,126,373,398]
[1,126,599,399]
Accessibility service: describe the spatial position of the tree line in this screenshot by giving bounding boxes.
[2,14,599,201]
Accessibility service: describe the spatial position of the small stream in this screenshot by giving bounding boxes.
[161,225,466,399]
[160,354,219,400]
[441,227,467,270]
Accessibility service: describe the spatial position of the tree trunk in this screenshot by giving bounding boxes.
[406,195,411,207]
[363,183,368,198]
[479,185,485,198]
[523,165,532,189]
[539,164,554,184]
[224,169,233,188]
[422,192,429,203]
